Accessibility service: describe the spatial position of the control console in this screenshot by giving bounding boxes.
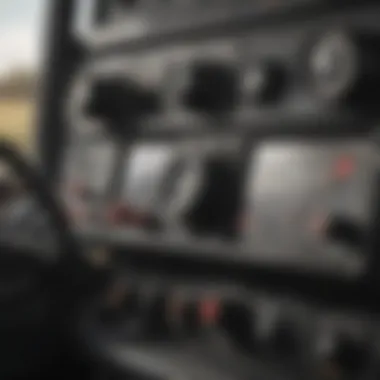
[50,1,380,379]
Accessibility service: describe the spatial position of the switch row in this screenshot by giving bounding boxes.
[98,285,373,378]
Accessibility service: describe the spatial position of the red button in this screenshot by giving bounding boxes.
[199,298,220,325]
[107,203,148,226]
[332,155,355,180]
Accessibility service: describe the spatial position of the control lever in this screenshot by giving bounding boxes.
[184,61,239,113]
[186,157,241,237]
[141,293,172,339]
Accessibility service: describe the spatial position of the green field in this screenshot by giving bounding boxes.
[0,99,35,152]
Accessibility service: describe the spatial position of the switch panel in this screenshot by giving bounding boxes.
[243,139,379,264]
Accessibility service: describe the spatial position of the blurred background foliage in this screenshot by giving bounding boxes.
[0,67,36,152]
[0,0,46,153]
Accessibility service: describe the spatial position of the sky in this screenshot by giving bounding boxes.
[0,0,46,75]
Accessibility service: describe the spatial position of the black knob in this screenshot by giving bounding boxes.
[182,301,202,336]
[85,76,160,131]
[121,289,141,316]
[219,301,256,351]
[325,215,364,248]
[306,29,380,105]
[141,293,171,339]
[324,335,370,376]
[270,319,298,356]
[165,298,205,338]
[98,284,140,325]
[117,289,147,339]
[242,61,286,104]
[167,299,202,338]
[184,61,239,113]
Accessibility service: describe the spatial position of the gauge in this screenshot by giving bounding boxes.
[306,30,358,101]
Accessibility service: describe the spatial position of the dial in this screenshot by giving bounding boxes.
[308,30,358,101]
[306,29,380,104]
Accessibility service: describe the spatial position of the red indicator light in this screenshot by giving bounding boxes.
[332,155,355,180]
[106,203,148,226]
[199,298,220,325]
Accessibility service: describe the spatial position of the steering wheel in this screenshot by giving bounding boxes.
[0,142,99,379]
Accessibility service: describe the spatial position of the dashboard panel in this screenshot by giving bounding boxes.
[45,1,380,379]
[67,3,380,144]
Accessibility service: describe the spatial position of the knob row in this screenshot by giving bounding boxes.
[81,28,380,134]
[83,60,284,130]
[99,286,255,343]
[99,285,373,377]
[99,285,306,357]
